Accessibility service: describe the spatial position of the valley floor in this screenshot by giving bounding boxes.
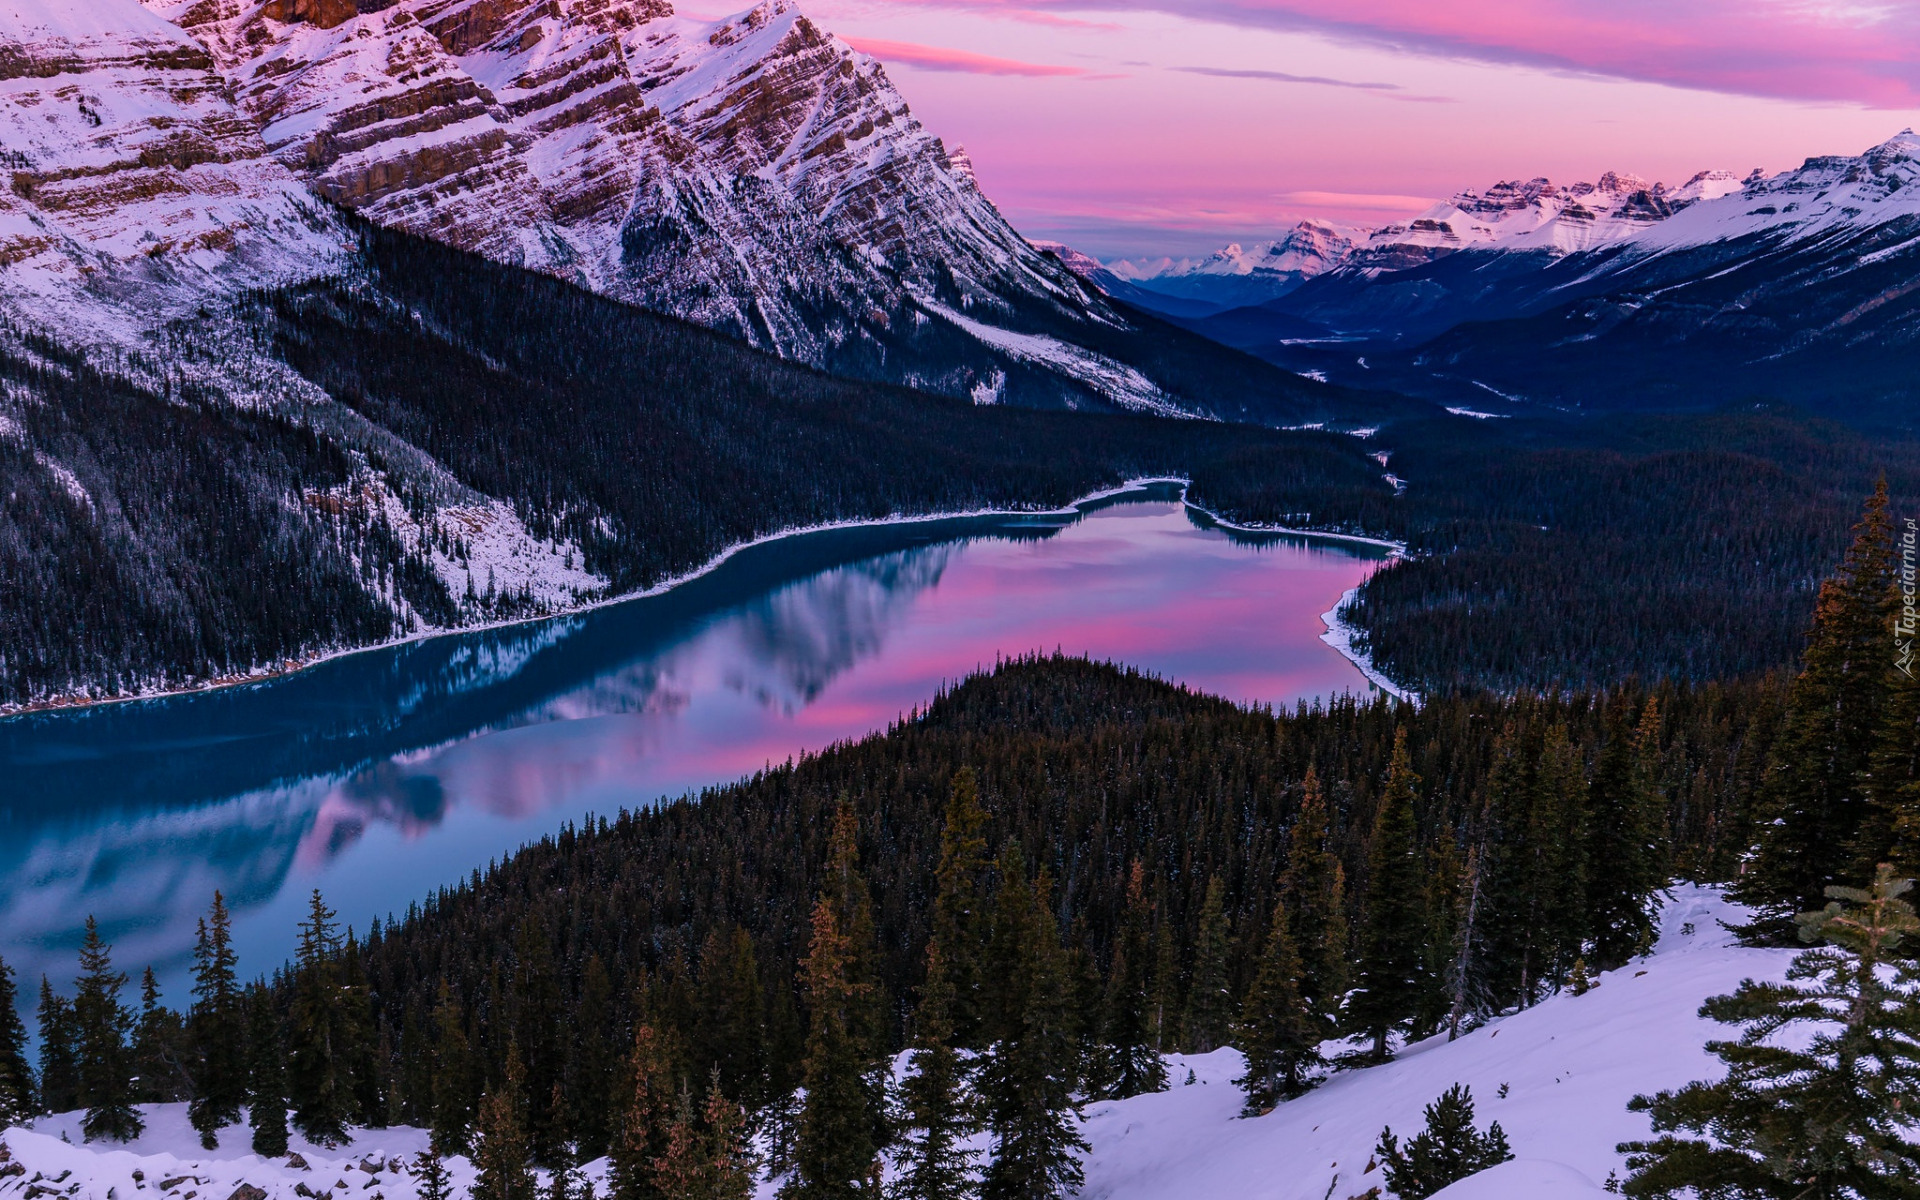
[1,887,1789,1200]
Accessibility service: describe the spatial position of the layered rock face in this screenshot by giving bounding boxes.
[137,0,1113,395]
[0,0,345,331]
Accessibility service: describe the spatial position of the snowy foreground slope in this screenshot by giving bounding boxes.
[1,887,1790,1200]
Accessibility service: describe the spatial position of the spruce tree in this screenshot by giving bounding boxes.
[1280,767,1350,1030]
[1181,877,1233,1054]
[789,895,882,1198]
[1863,618,1920,877]
[414,1149,454,1200]
[979,848,1086,1200]
[1620,865,1920,1198]
[189,892,247,1146]
[933,768,991,1048]
[288,891,358,1146]
[1738,482,1896,936]
[246,983,290,1158]
[74,916,143,1142]
[1347,729,1429,1062]
[1376,1085,1513,1200]
[1587,701,1665,969]
[698,1072,756,1200]
[607,1023,678,1200]
[37,977,79,1115]
[431,979,477,1155]
[0,954,36,1126]
[891,939,977,1200]
[1233,904,1323,1114]
[1096,862,1167,1100]
[132,967,188,1103]
[569,955,616,1159]
[474,1046,537,1200]
[695,927,765,1112]
[510,918,565,1163]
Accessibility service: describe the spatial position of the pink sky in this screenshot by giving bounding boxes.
[753,0,1920,258]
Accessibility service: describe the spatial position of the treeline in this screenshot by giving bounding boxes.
[2,656,1795,1186]
[1348,408,1920,693]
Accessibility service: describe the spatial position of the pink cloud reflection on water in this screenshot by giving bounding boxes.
[298,501,1382,871]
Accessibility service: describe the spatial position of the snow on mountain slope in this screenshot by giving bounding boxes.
[1106,221,1363,310]
[131,0,1181,413]
[0,886,1793,1200]
[0,0,347,340]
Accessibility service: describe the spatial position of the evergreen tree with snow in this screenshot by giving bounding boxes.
[414,1149,454,1200]
[1347,729,1429,1062]
[288,890,359,1146]
[132,966,188,1103]
[1233,904,1323,1114]
[788,804,887,1199]
[1737,482,1896,937]
[245,983,290,1158]
[1376,1084,1513,1199]
[1181,876,1233,1054]
[1281,766,1351,1028]
[979,846,1086,1200]
[891,938,977,1200]
[607,1022,678,1200]
[189,892,247,1145]
[1620,865,1920,1199]
[1587,700,1665,969]
[74,916,143,1142]
[432,978,477,1155]
[36,977,78,1115]
[0,954,35,1126]
[932,768,992,1048]
[1096,861,1168,1100]
[473,1045,537,1200]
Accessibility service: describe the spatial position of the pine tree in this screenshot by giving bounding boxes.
[132,967,188,1103]
[1096,861,1167,1100]
[74,916,142,1142]
[695,927,765,1112]
[789,895,883,1198]
[698,1072,756,1200]
[1280,766,1350,1029]
[246,983,290,1158]
[288,891,358,1147]
[607,1023,678,1200]
[1233,904,1323,1114]
[1863,607,1920,876]
[414,1149,454,1200]
[0,954,36,1126]
[1417,834,1464,1039]
[189,892,247,1147]
[1587,701,1664,969]
[1738,482,1896,936]
[979,847,1086,1200]
[474,1046,537,1200]
[1347,729,1429,1062]
[569,955,617,1159]
[431,979,477,1155]
[510,918,565,1163]
[1620,865,1920,1199]
[934,768,992,1048]
[1527,722,1593,993]
[891,939,977,1200]
[1376,1085,1513,1200]
[36,977,79,1115]
[1181,877,1233,1054]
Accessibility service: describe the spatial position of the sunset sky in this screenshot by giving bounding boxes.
[697,0,1920,259]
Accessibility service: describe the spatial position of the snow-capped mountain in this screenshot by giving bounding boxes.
[50,0,1302,418]
[0,0,349,339]
[1143,132,1920,426]
[1104,220,1362,313]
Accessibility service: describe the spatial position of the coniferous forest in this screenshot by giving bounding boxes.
[6,481,1920,1197]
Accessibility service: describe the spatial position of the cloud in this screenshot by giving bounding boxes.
[842,37,1091,76]
[1172,65,1455,102]
[1276,189,1436,211]
[885,0,1920,107]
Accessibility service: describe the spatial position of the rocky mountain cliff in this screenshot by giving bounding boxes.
[91,0,1310,418]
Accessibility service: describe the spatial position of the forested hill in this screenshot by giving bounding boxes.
[265,655,1779,1168]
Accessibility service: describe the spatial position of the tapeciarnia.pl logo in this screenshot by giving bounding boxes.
[1899,517,1918,679]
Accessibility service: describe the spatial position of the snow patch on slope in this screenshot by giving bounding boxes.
[922,302,1191,418]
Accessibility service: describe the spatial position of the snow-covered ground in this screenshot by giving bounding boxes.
[2,886,1790,1200]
